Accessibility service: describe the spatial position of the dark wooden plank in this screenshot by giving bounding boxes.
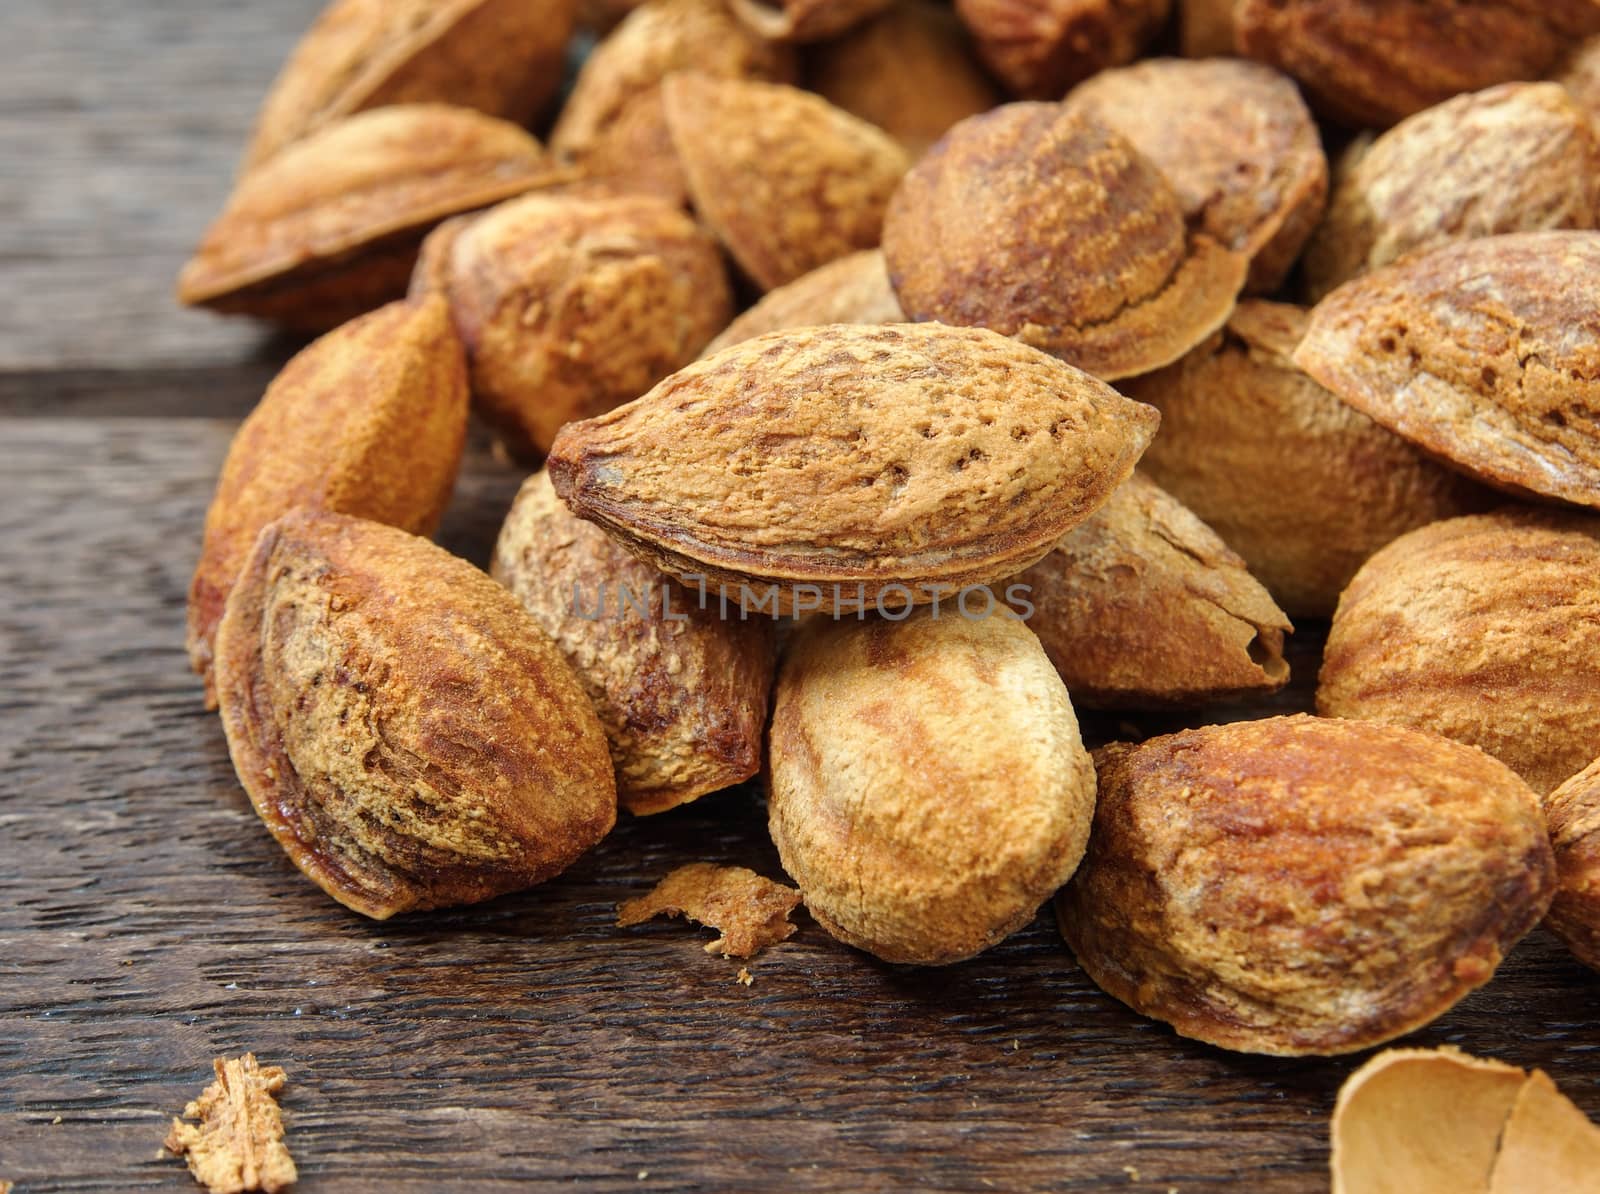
[3,418,1598,1193]
[0,0,323,371]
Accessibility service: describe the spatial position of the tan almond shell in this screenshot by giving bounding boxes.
[214,511,617,920]
[1303,83,1600,302]
[1318,509,1600,796]
[1057,715,1555,1056]
[1128,301,1492,617]
[186,297,468,707]
[1294,231,1600,510]
[551,0,797,204]
[1556,35,1600,123]
[179,105,557,332]
[1065,58,1328,295]
[1235,0,1597,129]
[1330,1047,1600,1194]
[417,190,733,459]
[1018,472,1291,708]
[1178,0,1236,57]
[242,0,574,170]
[803,1,1001,157]
[701,250,902,354]
[491,471,776,816]
[882,104,1248,381]
[546,323,1160,615]
[728,0,893,42]
[662,75,911,292]
[1545,757,1600,972]
[953,0,1171,99]
[769,608,1096,964]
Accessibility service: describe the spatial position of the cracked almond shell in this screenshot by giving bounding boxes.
[1319,509,1600,796]
[954,0,1170,99]
[1057,715,1555,1056]
[1128,301,1491,617]
[491,470,776,816]
[1017,472,1291,708]
[662,75,911,291]
[804,0,1001,157]
[551,0,797,204]
[242,0,574,170]
[415,190,732,459]
[1295,231,1600,510]
[547,323,1160,615]
[882,104,1248,381]
[769,608,1097,964]
[179,104,556,332]
[1546,758,1600,973]
[1304,83,1600,302]
[700,250,902,355]
[1065,58,1327,295]
[215,511,617,920]
[187,297,468,707]
[1235,0,1600,128]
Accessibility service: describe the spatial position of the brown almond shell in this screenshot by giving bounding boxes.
[551,0,797,204]
[1303,83,1600,302]
[882,103,1247,381]
[1557,35,1600,124]
[418,190,733,459]
[1129,301,1493,617]
[803,1,1001,157]
[179,104,557,332]
[547,323,1160,615]
[214,511,617,920]
[701,249,902,355]
[954,0,1171,99]
[1065,58,1328,295]
[728,0,893,42]
[186,297,469,706]
[662,75,911,292]
[1318,509,1600,796]
[1545,758,1600,973]
[1294,231,1600,509]
[491,471,776,816]
[242,0,574,169]
[1235,0,1598,129]
[769,608,1097,964]
[1057,715,1556,1056]
[1177,0,1236,57]
[1018,472,1292,708]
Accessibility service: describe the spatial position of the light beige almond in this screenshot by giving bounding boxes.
[701,250,902,355]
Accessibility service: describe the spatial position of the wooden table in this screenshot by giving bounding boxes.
[3,4,1597,1189]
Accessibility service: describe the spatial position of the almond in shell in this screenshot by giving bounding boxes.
[1017,472,1291,708]
[728,0,893,42]
[179,105,559,332]
[1295,231,1600,510]
[414,190,732,459]
[215,511,616,920]
[551,0,797,205]
[1057,715,1555,1055]
[1303,83,1600,301]
[662,75,911,291]
[769,607,1097,964]
[1128,301,1492,617]
[700,249,902,355]
[954,0,1171,99]
[1065,58,1328,294]
[242,0,575,169]
[492,470,776,816]
[547,323,1160,615]
[882,104,1248,381]
[1545,758,1600,973]
[187,297,468,706]
[1318,509,1600,796]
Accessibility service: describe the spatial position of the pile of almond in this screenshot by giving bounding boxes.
[183,0,1600,1076]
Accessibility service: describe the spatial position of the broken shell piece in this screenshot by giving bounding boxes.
[618,863,802,957]
[164,1055,296,1194]
[1330,1046,1600,1194]
[883,103,1247,381]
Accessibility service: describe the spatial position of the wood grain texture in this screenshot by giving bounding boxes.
[2,419,1598,1193]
